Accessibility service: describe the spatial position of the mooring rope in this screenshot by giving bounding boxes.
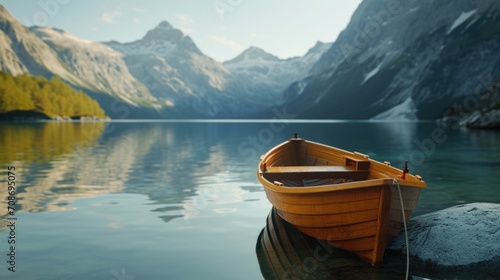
[393,179,410,280]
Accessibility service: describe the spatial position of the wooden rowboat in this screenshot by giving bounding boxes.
[257,134,427,265]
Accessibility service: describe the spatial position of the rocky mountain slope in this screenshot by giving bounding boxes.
[0,5,80,84]
[31,26,156,107]
[105,21,258,117]
[0,4,161,118]
[1,2,331,118]
[223,42,331,105]
[282,0,500,120]
[4,1,496,120]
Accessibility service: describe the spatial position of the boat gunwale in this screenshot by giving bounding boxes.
[260,176,395,194]
[258,139,427,191]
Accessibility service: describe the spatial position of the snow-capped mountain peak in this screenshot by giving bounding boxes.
[301,41,332,67]
[142,20,182,43]
[223,42,332,105]
[304,41,332,56]
[105,20,201,57]
[155,20,174,30]
[225,46,280,64]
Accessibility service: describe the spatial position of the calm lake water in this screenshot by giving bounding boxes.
[0,121,499,279]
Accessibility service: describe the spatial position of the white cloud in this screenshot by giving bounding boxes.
[102,11,122,23]
[212,36,243,52]
[177,14,194,25]
[180,28,194,34]
[132,18,141,24]
[176,15,195,34]
[131,7,146,13]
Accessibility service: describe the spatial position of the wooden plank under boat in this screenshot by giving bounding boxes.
[257,134,427,265]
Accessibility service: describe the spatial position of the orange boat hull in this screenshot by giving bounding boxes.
[257,137,427,265]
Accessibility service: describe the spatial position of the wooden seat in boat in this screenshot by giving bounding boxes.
[263,165,369,181]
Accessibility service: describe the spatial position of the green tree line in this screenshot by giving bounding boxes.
[0,71,106,118]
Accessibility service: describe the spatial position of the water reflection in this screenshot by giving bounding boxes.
[0,122,105,163]
[1,121,498,226]
[0,121,497,279]
[0,122,259,227]
[0,122,105,230]
[256,208,411,280]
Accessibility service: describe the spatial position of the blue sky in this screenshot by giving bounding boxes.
[0,0,362,62]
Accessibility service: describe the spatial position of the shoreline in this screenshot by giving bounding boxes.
[0,110,108,122]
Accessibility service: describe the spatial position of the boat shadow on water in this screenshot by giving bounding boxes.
[256,207,413,280]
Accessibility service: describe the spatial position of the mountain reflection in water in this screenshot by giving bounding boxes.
[0,122,258,229]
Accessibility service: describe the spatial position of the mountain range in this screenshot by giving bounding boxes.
[282,0,500,120]
[0,4,327,118]
[1,0,499,120]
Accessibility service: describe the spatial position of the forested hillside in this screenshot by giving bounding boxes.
[0,71,106,118]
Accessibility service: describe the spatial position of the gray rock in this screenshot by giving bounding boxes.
[389,203,500,267]
[462,110,500,129]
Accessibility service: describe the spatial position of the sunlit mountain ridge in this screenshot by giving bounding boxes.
[1,1,499,120]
